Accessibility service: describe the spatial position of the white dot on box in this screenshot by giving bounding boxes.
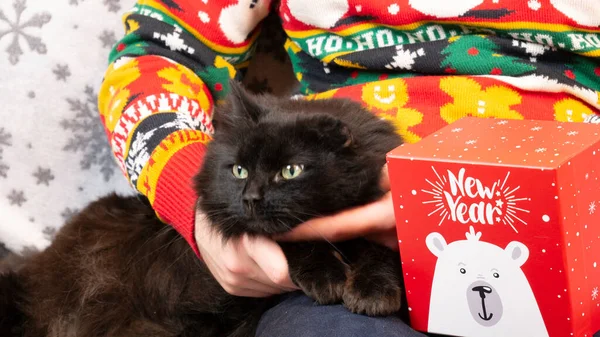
[558,295,561,298]
[411,190,417,195]
[576,232,579,236]
[594,262,597,268]
[400,205,404,209]
[542,215,550,222]
[408,307,412,311]
[542,249,546,253]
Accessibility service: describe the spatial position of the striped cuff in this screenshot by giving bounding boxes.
[149,140,208,257]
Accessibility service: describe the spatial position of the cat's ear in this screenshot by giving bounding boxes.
[303,114,354,150]
[213,80,265,132]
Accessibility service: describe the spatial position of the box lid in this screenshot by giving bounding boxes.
[388,117,600,169]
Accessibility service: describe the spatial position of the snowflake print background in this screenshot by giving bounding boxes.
[0,0,134,255]
[0,128,11,178]
[69,0,122,13]
[0,0,51,65]
[61,86,118,182]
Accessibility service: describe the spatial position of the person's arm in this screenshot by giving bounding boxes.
[99,0,297,296]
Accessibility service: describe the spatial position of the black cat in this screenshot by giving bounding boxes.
[0,82,404,337]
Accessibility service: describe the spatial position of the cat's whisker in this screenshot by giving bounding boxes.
[275,219,293,232]
[279,211,349,263]
[302,222,349,263]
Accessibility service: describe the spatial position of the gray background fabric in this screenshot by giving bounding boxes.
[0,0,135,254]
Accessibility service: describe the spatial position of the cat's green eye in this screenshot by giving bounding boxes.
[232,165,248,179]
[281,164,304,180]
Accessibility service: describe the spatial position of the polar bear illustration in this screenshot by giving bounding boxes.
[425,227,548,337]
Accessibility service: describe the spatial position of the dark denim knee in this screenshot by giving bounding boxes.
[256,292,427,337]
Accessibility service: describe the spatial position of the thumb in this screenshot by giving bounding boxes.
[244,235,298,290]
[380,163,390,191]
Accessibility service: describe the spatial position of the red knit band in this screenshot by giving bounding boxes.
[152,141,207,258]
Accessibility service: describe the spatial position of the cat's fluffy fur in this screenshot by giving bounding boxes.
[0,82,404,337]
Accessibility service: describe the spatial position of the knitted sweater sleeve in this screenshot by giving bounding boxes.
[98,0,270,256]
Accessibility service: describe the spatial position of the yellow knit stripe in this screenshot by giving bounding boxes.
[137,130,212,204]
[582,50,600,57]
[98,58,142,133]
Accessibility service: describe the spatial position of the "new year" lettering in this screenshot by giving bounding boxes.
[444,168,502,225]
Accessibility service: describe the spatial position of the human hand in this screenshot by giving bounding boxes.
[275,165,399,251]
[194,210,300,297]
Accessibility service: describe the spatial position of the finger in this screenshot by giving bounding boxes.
[194,211,292,296]
[200,245,287,296]
[380,163,390,191]
[276,192,396,242]
[220,284,277,298]
[244,235,299,290]
[225,275,290,296]
[247,261,299,293]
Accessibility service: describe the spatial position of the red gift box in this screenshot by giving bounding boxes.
[387,117,600,337]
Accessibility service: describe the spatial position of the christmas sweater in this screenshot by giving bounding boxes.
[98,0,600,256]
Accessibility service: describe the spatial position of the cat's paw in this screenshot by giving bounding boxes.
[342,268,402,316]
[293,254,349,305]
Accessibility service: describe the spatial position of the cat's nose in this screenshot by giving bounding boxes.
[243,191,262,203]
[243,181,264,203]
[243,192,262,215]
[242,184,263,214]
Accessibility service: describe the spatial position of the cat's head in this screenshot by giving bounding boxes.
[195,82,400,239]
